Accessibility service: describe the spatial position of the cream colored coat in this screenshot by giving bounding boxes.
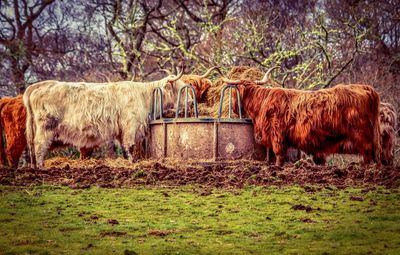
[23,77,187,168]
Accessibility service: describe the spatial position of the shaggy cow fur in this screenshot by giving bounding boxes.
[24,73,187,168]
[0,96,97,167]
[206,66,282,118]
[180,75,213,104]
[0,96,26,167]
[379,102,397,165]
[231,81,381,166]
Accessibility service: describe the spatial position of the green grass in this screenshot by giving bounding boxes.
[0,185,399,255]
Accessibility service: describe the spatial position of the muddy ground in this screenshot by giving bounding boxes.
[0,157,399,188]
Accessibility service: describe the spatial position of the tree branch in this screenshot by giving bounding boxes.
[174,0,204,23]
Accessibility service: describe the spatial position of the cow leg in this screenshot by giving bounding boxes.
[362,149,373,165]
[265,148,270,163]
[120,139,134,162]
[128,138,146,162]
[121,121,147,163]
[121,147,129,159]
[352,135,374,165]
[125,143,137,162]
[80,147,94,160]
[121,132,137,163]
[271,142,286,167]
[6,135,26,168]
[265,148,276,165]
[106,141,117,159]
[21,148,30,167]
[270,130,287,167]
[134,137,147,160]
[360,139,374,165]
[34,127,53,169]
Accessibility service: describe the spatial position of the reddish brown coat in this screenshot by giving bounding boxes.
[232,81,381,166]
[379,102,397,165]
[0,96,27,167]
[181,75,213,104]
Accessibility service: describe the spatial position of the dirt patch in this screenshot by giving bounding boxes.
[0,158,399,188]
[148,229,176,237]
[300,218,316,223]
[100,231,127,237]
[0,218,14,223]
[291,204,313,212]
[124,250,138,255]
[90,215,99,220]
[350,196,365,201]
[107,219,119,225]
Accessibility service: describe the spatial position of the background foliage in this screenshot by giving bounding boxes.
[0,0,399,112]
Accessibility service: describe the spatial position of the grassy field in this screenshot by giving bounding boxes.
[0,185,399,255]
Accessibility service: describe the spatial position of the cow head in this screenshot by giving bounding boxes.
[379,102,397,165]
[181,66,224,103]
[221,66,279,116]
[160,69,193,114]
[381,125,395,165]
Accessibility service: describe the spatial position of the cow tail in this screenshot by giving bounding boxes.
[0,99,7,166]
[23,87,36,169]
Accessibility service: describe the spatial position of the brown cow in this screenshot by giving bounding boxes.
[264,101,396,166]
[224,75,381,166]
[180,67,224,104]
[0,96,26,167]
[0,96,95,168]
[379,102,397,165]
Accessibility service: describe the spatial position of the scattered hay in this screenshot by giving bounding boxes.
[44,157,134,169]
[197,102,215,117]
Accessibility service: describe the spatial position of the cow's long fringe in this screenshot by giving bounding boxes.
[380,102,397,165]
[180,75,213,104]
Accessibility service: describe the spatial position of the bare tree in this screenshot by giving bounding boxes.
[0,0,56,93]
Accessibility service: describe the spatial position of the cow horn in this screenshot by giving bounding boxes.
[160,68,173,76]
[167,68,184,82]
[200,66,225,78]
[213,66,226,78]
[221,77,241,85]
[255,66,280,85]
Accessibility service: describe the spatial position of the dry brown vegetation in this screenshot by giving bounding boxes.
[1,157,398,189]
[1,1,399,113]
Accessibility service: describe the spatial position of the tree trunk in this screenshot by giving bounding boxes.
[11,62,26,95]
